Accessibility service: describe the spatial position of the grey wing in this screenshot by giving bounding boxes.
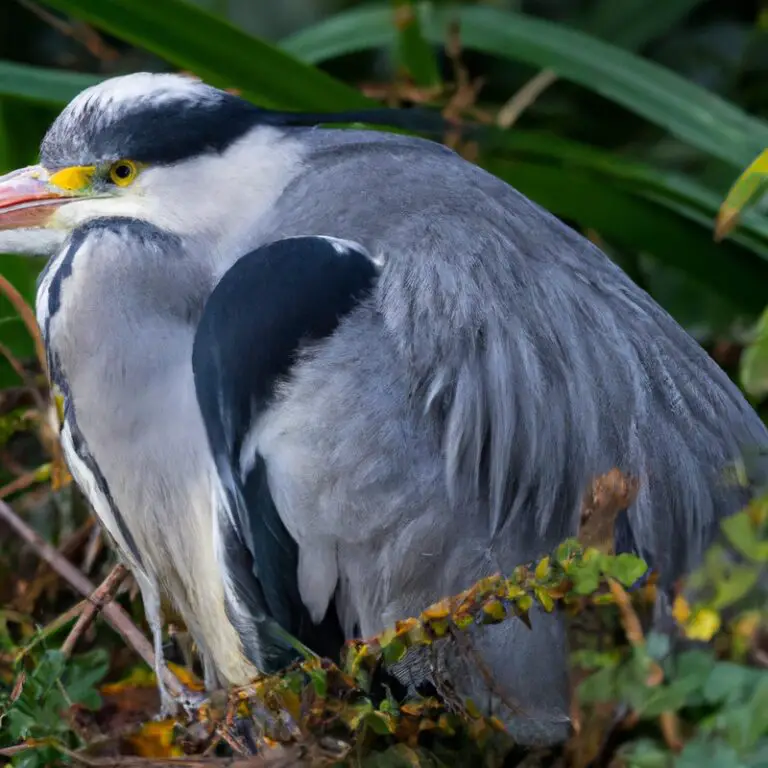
[192,235,379,670]
[373,189,768,581]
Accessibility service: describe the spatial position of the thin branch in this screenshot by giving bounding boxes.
[0,464,49,500]
[61,563,129,657]
[0,340,30,382]
[0,273,46,377]
[15,600,84,661]
[0,498,185,697]
[496,68,558,129]
[16,0,120,61]
[57,743,315,767]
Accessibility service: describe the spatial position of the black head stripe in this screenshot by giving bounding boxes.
[40,79,463,170]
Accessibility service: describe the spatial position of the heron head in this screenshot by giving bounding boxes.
[0,73,305,258]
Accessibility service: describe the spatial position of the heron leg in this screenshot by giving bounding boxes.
[134,572,175,716]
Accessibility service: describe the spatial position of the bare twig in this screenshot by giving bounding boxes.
[497,69,558,129]
[15,600,84,661]
[659,710,684,753]
[0,498,185,697]
[0,743,34,757]
[61,564,129,657]
[0,273,46,376]
[57,743,319,766]
[15,516,96,614]
[0,340,30,382]
[0,464,49,500]
[580,469,639,554]
[16,0,120,61]
[606,578,645,648]
[82,522,104,574]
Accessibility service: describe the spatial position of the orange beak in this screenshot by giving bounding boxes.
[0,165,78,230]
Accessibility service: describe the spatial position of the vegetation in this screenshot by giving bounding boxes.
[0,0,767,765]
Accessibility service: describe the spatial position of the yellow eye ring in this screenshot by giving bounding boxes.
[109,160,138,187]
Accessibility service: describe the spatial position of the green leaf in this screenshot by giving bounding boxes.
[0,61,102,106]
[741,306,768,400]
[620,737,673,768]
[716,150,768,241]
[283,4,768,168]
[744,675,768,741]
[578,0,705,49]
[674,737,742,768]
[711,565,760,610]
[721,513,768,562]
[364,711,395,736]
[63,648,110,709]
[30,650,67,698]
[577,664,617,703]
[703,662,751,706]
[605,553,648,587]
[392,0,441,87]
[38,0,372,111]
[382,637,407,666]
[308,666,328,697]
[674,650,717,686]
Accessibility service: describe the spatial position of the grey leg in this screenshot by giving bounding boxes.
[134,572,176,717]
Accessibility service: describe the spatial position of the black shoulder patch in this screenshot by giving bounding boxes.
[193,236,378,454]
[192,236,378,667]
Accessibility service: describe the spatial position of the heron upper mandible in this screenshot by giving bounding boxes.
[0,73,765,746]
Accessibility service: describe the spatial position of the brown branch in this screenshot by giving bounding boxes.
[659,710,684,753]
[606,578,645,648]
[0,273,47,376]
[496,69,558,129]
[579,469,639,554]
[0,340,30,382]
[61,563,129,657]
[57,743,320,766]
[0,465,49,500]
[15,600,84,662]
[0,498,185,697]
[16,0,120,61]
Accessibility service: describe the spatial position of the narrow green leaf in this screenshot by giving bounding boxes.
[741,307,768,399]
[38,0,373,111]
[308,666,327,697]
[579,0,705,49]
[392,0,441,87]
[716,149,768,241]
[283,4,768,168]
[0,61,102,106]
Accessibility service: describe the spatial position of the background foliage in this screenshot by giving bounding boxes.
[0,0,767,766]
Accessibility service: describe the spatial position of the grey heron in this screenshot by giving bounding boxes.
[0,72,765,747]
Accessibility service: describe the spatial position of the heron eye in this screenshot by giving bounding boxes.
[109,160,138,187]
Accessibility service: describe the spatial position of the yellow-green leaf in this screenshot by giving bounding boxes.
[716,149,768,240]
[741,306,768,399]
